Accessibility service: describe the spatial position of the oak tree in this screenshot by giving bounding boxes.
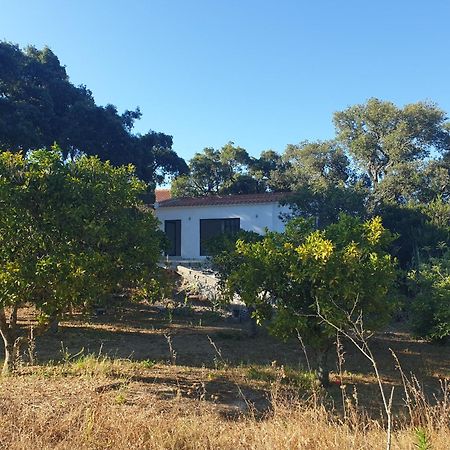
[0,41,188,185]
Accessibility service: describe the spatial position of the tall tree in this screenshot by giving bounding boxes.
[249,150,282,179]
[171,142,267,197]
[0,41,188,185]
[275,140,353,190]
[171,147,229,196]
[272,140,366,227]
[334,98,450,189]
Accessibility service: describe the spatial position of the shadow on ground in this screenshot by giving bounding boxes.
[1,301,449,416]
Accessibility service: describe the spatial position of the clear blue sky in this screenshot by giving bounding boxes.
[1,0,450,162]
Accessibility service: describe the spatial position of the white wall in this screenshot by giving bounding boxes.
[155,202,291,259]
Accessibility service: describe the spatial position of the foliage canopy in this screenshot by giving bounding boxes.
[214,215,397,383]
[0,42,188,186]
[0,148,165,373]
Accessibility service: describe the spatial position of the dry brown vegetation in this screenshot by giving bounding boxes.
[0,301,449,449]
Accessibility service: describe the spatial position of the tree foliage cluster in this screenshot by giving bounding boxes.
[0,148,165,373]
[1,40,448,369]
[408,250,450,343]
[171,142,281,196]
[202,99,450,345]
[174,100,450,214]
[0,42,188,186]
[174,100,450,259]
[213,215,397,383]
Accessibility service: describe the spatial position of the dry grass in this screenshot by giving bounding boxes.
[0,359,448,450]
[0,357,448,450]
[0,302,449,449]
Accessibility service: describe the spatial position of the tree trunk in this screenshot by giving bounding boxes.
[316,349,330,386]
[48,312,59,334]
[247,306,258,338]
[2,342,14,375]
[249,317,258,338]
[0,308,17,375]
[1,305,59,374]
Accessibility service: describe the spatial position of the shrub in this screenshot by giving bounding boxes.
[409,251,450,343]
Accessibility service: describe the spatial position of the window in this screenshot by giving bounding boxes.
[200,218,240,256]
[164,220,181,256]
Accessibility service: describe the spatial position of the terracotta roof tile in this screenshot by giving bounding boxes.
[155,189,172,203]
[157,192,291,208]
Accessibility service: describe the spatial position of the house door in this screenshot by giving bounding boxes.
[164,220,181,256]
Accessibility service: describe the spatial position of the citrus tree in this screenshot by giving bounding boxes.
[216,215,397,384]
[0,148,165,373]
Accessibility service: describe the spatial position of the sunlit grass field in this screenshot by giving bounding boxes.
[0,301,449,449]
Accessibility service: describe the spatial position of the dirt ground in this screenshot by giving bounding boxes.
[2,300,450,416]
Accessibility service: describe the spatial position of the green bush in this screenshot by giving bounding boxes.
[409,251,450,343]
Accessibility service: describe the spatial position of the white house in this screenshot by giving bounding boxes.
[154,192,292,260]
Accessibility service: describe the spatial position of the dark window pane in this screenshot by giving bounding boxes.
[164,220,181,256]
[200,218,240,256]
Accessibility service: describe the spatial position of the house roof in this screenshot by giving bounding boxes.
[155,189,172,203]
[157,192,290,208]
